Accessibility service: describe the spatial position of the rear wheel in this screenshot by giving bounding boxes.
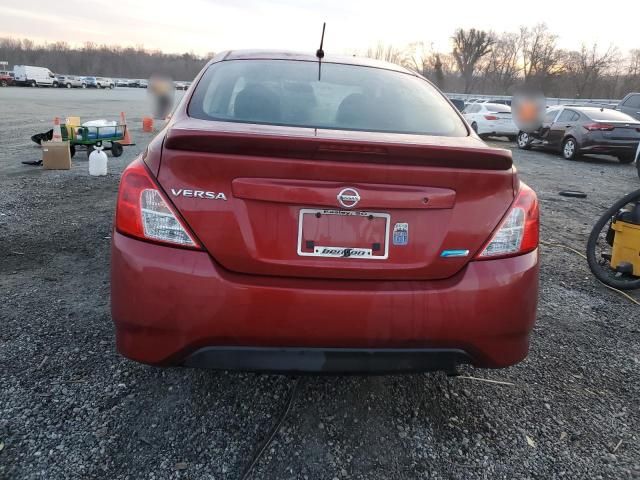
[0,80,6,87]
[52,81,58,88]
[81,83,87,89]
[562,137,579,160]
[109,84,114,89]
[517,131,532,150]
[66,83,72,89]
[617,154,635,164]
[30,80,37,87]
[111,142,123,157]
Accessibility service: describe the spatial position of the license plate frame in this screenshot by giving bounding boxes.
[297,208,391,260]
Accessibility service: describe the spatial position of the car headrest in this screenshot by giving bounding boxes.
[336,93,370,126]
[234,84,281,123]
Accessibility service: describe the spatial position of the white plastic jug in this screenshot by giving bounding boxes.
[89,145,108,176]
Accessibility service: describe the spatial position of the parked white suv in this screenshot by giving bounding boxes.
[96,77,115,89]
[56,75,87,88]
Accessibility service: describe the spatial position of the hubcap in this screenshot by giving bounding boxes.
[518,133,529,147]
[564,141,575,158]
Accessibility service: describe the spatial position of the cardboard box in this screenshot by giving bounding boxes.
[42,141,71,170]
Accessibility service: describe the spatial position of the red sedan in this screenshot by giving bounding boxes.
[111,51,539,373]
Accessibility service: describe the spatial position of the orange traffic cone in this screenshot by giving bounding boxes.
[52,117,62,142]
[119,111,135,145]
[142,117,154,133]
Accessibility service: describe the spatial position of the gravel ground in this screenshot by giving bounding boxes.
[1,87,639,480]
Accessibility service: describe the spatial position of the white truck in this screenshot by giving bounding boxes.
[13,65,58,87]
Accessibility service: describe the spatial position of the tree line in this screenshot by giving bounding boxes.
[2,25,640,98]
[0,38,210,81]
[365,23,640,99]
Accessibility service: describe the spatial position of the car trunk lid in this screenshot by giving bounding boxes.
[157,118,516,280]
[605,121,640,140]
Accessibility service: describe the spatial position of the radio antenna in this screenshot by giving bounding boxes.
[316,22,326,81]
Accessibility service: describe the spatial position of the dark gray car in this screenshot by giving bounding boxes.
[517,106,640,163]
[616,93,640,120]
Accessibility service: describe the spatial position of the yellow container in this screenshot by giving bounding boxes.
[66,116,81,127]
[611,219,640,276]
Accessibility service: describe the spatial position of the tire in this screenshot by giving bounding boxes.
[586,189,640,290]
[111,142,123,157]
[0,80,6,87]
[109,84,114,89]
[70,145,76,158]
[471,122,478,133]
[30,80,37,87]
[562,137,579,160]
[81,83,87,89]
[66,83,72,89]
[617,154,635,164]
[517,131,532,150]
[52,81,58,88]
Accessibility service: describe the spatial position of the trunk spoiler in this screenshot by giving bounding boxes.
[164,129,513,170]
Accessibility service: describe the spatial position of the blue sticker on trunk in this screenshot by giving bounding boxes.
[393,222,408,245]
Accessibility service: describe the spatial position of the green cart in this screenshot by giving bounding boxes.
[61,123,127,158]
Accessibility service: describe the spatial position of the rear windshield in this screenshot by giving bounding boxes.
[188,59,467,137]
[584,109,637,122]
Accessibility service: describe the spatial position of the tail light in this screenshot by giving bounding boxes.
[484,115,499,120]
[583,123,614,131]
[115,159,201,249]
[475,183,539,260]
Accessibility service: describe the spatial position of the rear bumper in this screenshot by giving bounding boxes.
[580,139,639,156]
[184,347,470,373]
[111,232,539,371]
[477,124,519,136]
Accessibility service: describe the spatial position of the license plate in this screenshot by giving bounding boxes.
[297,208,390,259]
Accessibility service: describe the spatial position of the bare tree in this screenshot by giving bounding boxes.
[405,41,430,76]
[451,28,495,93]
[431,53,445,90]
[519,24,564,91]
[628,49,640,78]
[483,32,521,93]
[365,43,405,65]
[564,44,620,98]
[621,49,640,93]
[0,37,207,80]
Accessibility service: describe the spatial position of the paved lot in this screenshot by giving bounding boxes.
[1,87,639,480]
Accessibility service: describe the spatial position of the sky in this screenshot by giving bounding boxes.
[0,0,638,56]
